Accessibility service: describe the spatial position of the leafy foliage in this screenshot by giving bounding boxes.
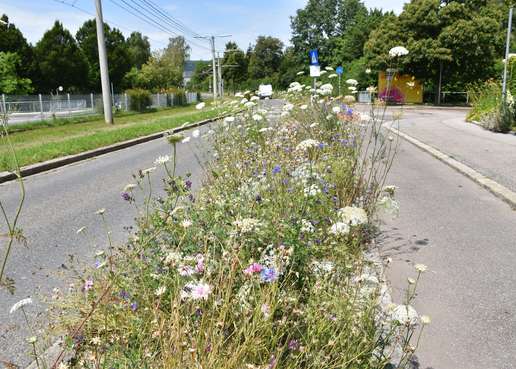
[0,52,33,94]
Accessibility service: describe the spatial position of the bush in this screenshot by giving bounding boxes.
[468,80,515,132]
[127,88,152,112]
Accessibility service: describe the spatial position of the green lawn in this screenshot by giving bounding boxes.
[0,105,222,171]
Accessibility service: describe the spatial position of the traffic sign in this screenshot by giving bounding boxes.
[336,66,344,75]
[310,65,321,77]
[309,49,319,66]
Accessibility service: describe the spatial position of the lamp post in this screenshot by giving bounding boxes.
[502,7,513,102]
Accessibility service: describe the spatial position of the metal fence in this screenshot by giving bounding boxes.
[0,92,200,125]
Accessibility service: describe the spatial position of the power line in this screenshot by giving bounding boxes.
[109,0,212,52]
[137,0,201,38]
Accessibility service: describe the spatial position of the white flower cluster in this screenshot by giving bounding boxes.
[317,83,333,96]
[300,219,315,233]
[391,304,419,326]
[389,46,409,57]
[329,222,350,236]
[288,82,303,93]
[291,163,321,184]
[338,206,368,226]
[303,184,321,197]
[154,155,171,166]
[346,79,358,86]
[232,218,262,233]
[295,139,320,151]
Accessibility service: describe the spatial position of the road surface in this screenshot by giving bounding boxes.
[380,108,516,369]
[0,119,216,366]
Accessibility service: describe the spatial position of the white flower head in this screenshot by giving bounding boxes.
[240,98,249,105]
[189,282,212,300]
[181,137,191,144]
[141,167,156,175]
[181,219,192,228]
[195,102,206,110]
[328,73,338,79]
[421,315,431,325]
[329,222,350,236]
[346,79,358,86]
[389,46,409,57]
[154,155,171,166]
[338,206,368,226]
[244,101,256,109]
[392,304,419,326]
[365,68,372,74]
[191,129,201,138]
[224,116,235,123]
[325,66,334,71]
[296,139,320,151]
[296,71,305,76]
[10,298,33,314]
[250,95,260,102]
[300,104,308,110]
[123,184,137,192]
[415,264,427,273]
[332,106,341,114]
[252,114,263,121]
[155,286,167,296]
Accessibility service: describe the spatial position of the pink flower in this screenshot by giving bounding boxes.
[84,279,93,291]
[190,282,212,300]
[178,265,195,276]
[243,263,263,275]
[195,254,205,273]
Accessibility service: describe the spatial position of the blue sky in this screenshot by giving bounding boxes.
[1,0,406,59]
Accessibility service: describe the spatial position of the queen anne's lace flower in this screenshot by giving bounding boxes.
[154,155,171,166]
[295,139,320,151]
[389,46,409,57]
[391,304,419,326]
[329,222,350,236]
[195,102,206,110]
[346,79,358,86]
[338,206,368,226]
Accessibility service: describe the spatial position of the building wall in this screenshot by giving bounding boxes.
[378,71,423,104]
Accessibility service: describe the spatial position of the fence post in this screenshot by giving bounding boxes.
[124,93,128,111]
[90,93,94,113]
[39,94,44,120]
[67,93,71,117]
[157,92,161,108]
[1,94,6,114]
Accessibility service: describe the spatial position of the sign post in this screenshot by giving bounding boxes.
[309,49,320,104]
[336,66,344,96]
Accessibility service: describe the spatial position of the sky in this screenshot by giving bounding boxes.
[1,0,406,60]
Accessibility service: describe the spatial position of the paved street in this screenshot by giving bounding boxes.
[393,108,516,192]
[380,108,516,369]
[0,121,216,366]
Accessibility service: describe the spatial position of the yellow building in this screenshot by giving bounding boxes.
[378,71,423,104]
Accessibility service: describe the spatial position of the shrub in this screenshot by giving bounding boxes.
[468,81,515,132]
[127,88,152,112]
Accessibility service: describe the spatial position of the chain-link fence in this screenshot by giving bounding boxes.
[0,92,200,125]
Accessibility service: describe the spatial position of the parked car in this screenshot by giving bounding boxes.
[258,84,273,99]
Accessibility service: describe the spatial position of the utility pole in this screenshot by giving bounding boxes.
[217,52,223,98]
[195,35,231,101]
[94,0,113,124]
[502,6,513,102]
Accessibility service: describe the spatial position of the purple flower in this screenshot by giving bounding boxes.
[346,107,353,115]
[268,355,277,369]
[121,192,131,201]
[260,268,277,283]
[318,142,325,149]
[272,165,281,175]
[119,290,129,300]
[130,302,138,311]
[185,180,192,189]
[288,339,300,351]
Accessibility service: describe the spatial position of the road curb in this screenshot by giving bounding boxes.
[0,114,228,185]
[387,126,516,210]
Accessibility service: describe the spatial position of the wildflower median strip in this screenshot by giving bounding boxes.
[13,78,431,368]
[0,110,233,184]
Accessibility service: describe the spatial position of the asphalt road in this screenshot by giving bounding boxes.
[0,119,217,366]
[380,109,516,369]
[394,108,516,192]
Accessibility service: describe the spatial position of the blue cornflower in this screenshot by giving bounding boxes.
[130,302,138,311]
[121,192,131,201]
[260,268,278,283]
[119,290,130,300]
[272,165,281,175]
[346,108,353,115]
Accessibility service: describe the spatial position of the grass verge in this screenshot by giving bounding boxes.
[0,105,222,171]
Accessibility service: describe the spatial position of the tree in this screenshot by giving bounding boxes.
[0,52,33,94]
[222,42,248,92]
[125,36,190,91]
[248,36,284,80]
[188,60,211,91]
[33,21,88,93]
[76,19,131,91]
[126,31,151,69]
[364,0,505,97]
[0,14,34,83]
